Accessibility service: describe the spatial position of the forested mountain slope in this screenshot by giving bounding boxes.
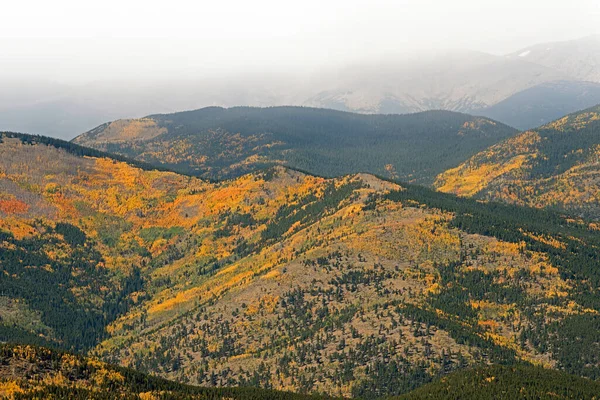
[72,106,516,184]
[0,344,328,400]
[435,104,600,219]
[2,344,597,400]
[395,364,600,400]
[1,132,600,397]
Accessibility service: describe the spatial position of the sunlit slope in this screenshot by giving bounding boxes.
[2,132,600,397]
[0,132,364,350]
[72,106,516,184]
[94,180,600,397]
[435,105,600,219]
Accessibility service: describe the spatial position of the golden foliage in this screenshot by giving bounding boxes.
[436,154,529,197]
[1,137,592,396]
[76,118,167,144]
[0,380,25,397]
[435,110,600,218]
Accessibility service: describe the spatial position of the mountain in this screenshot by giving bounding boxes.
[507,35,600,83]
[305,36,600,116]
[3,132,600,397]
[303,51,568,114]
[0,76,308,141]
[3,345,597,400]
[72,106,517,184]
[435,105,600,220]
[4,36,599,139]
[474,81,600,130]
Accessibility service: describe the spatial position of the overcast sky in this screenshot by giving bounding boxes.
[1,0,599,83]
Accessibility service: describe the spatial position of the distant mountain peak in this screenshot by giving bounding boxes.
[474,80,600,130]
[507,35,600,83]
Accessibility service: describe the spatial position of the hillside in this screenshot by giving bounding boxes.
[395,364,600,400]
[2,132,600,397]
[0,344,328,399]
[435,104,600,219]
[2,345,597,400]
[475,81,600,130]
[72,106,517,184]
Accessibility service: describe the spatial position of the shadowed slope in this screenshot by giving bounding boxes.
[73,106,516,184]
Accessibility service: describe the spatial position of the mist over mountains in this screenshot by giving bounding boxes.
[2,35,600,139]
[4,1,600,398]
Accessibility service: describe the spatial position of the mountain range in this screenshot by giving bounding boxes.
[2,36,600,139]
[74,103,600,220]
[2,124,600,397]
[302,50,565,115]
[505,34,600,82]
[305,36,600,119]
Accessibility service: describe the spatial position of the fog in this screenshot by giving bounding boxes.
[3,0,599,82]
[1,0,599,138]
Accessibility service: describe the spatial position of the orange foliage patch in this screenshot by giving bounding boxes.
[0,199,29,214]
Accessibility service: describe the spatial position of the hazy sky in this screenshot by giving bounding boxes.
[1,0,599,83]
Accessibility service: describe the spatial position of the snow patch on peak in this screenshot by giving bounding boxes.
[518,50,531,57]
